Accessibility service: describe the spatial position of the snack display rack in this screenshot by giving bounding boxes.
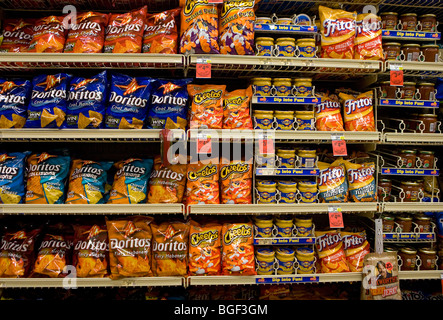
[0,0,442,300]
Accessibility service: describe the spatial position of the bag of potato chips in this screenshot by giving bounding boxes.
[0,18,35,53]
[186,160,220,205]
[107,158,153,204]
[0,78,31,129]
[354,13,383,60]
[315,229,350,273]
[317,160,349,203]
[28,16,67,53]
[0,151,30,204]
[315,91,344,132]
[143,8,180,54]
[223,86,253,129]
[319,6,356,59]
[106,216,154,279]
[188,84,226,129]
[342,229,370,272]
[339,91,375,132]
[220,158,252,204]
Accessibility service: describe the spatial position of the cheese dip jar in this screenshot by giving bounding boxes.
[256,37,274,56]
[252,77,272,96]
[275,37,296,57]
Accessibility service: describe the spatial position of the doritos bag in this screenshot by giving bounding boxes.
[26,73,71,128]
[0,18,35,53]
[188,84,226,129]
[186,160,220,205]
[188,219,222,276]
[219,0,255,55]
[354,13,383,61]
[147,78,192,130]
[143,8,180,54]
[73,223,108,277]
[25,152,71,204]
[342,229,370,272]
[106,216,154,279]
[28,15,67,53]
[344,160,377,202]
[151,219,190,276]
[147,155,187,204]
[107,158,153,204]
[179,0,220,54]
[339,91,375,132]
[0,151,30,204]
[223,86,253,129]
[106,73,154,129]
[319,6,356,59]
[220,158,252,204]
[221,220,256,275]
[315,91,344,131]
[104,6,147,53]
[65,159,113,204]
[67,71,108,129]
[315,229,350,273]
[317,160,349,203]
[64,11,109,53]
[0,78,31,128]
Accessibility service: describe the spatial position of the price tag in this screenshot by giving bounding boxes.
[258,133,275,155]
[196,58,211,79]
[331,134,347,157]
[208,0,223,3]
[328,206,344,228]
[390,63,404,87]
[197,133,212,154]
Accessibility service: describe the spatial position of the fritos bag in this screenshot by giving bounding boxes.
[315,91,344,131]
[64,11,109,53]
[0,18,35,52]
[73,224,108,278]
[317,160,349,203]
[223,86,253,129]
[179,0,220,54]
[354,13,383,60]
[344,160,377,202]
[106,216,154,279]
[342,229,370,272]
[188,84,226,129]
[220,158,252,204]
[219,0,255,55]
[221,221,256,275]
[151,219,189,276]
[319,6,356,59]
[186,160,220,205]
[143,8,180,54]
[104,6,147,53]
[339,91,375,131]
[188,219,222,276]
[315,230,350,273]
[28,16,67,53]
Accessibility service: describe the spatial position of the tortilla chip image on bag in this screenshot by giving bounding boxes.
[223,86,253,129]
[28,16,67,53]
[143,8,180,54]
[0,18,35,53]
[151,219,190,276]
[339,91,375,132]
[0,78,31,129]
[354,13,383,61]
[342,229,370,272]
[106,216,154,279]
[186,160,220,205]
[317,160,349,203]
[220,158,252,204]
[0,151,30,204]
[188,84,226,129]
[315,91,344,132]
[315,229,350,273]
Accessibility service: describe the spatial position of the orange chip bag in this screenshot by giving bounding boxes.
[315,230,350,273]
[340,91,375,131]
[151,219,189,276]
[220,158,252,204]
[223,86,253,129]
[188,220,222,276]
[0,19,35,53]
[104,6,147,53]
[315,91,344,131]
[186,159,220,205]
[342,230,370,272]
[221,221,256,275]
[143,8,180,54]
[188,84,225,129]
[106,216,153,279]
[319,6,356,59]
[64,11,109,53]
[354,13,383,60]
[28,15,67,53]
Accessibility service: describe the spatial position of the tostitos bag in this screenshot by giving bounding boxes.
[339,90,375,132]
[315,91,344,131]
[354,13,383,60]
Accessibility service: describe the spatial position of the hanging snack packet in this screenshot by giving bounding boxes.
[221,221,256,275]
[64,11,109,53]
[222,86,253,129]
[147,78,192,130]
[151,219,190,276]
[28,15,67,53]
[345,161,377,202]
[186,160,220,205]
[73,223,108,277]
[315,229,350,273]
[220,158,252,204]
[106,216,154,279]
[104,6,147,53]
[342,229,370,272]
[317,160,349,203]
[143,8,180,54]
[0,18,35,52]
[319,6,356,59]
[179,0,220,54]
[147,155,187,204]
[0,78,31,128]
[65,159,113,204]
[67,71,108,129]
[106,73,154,129]
[26,73,71,128]
[315,91,344,131]
[107,158,153,204]
[188,84,226,129]
[25,152,71,204]
[0,151,30,204]
[354,13,383,61]
[339,91,375,132]
[189,219,222,276]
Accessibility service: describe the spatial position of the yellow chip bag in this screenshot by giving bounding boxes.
[315,229,350,273]
[354,13,383,60]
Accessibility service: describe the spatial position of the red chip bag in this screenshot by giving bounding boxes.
[0,19,35,53]
[342,230,370,272]
[354,13,383,61]
[143,8,180,54]
[339,90,375,132]
[315,229,350,273]
[28,16,67,53]
[188,84,225,129]
[315,91,344,131]
[64,11,109,53]
[104,6,147,53]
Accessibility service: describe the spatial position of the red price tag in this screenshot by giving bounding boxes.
[208,0,223,3]
[328,207,344,228]
[197,135,212,154]
[259,137,275,155]
[196,62,211,79]
[390,63,404,86]
[332,136,347,157]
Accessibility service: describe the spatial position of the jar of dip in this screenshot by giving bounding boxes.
[295,110,314,130]
[256,247,275,275]
[275,215,294,238]
[418,113,438,133]
[399,82,417,99]
[294,215,313,237]
[295,247,315,274]
[421,44,439,62]
[293,78,312,97]
[402,43,420,61]
[276,247,295,274]
[297,38,316,58]
[418,247,437,270]
[380,12,398,30]
[275,37,296,57]
[418,14,437,32]
[298,180,317,203]
[275,110,295,130]
[382,214,395,232]
[252,77,272,96]
[256,154,276,168]
[399,149,417,168]
[254,215,274,238]
[277,181,297,203]
[378,179,392,202]
[418,150,435,169]
[396,215,413,232]
[417,82,435,100]
[256,37,274,56]
[400,181,421,202]
[414,214,432,233]
[253,110,274,130]
[298,149,316,168]
[273,78,292,96]
[380,81,397,99]
[399,247,417,270]
[257,180,277,204]
[383,42,401,60]
[400,13,417,31]
[277,148,296,167]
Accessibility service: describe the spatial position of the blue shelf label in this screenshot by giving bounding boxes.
[382,30,441,40]
[383,233,435,241]
[256,276,320,284]
[256,168,319,176]
[254,24,317,33]
[254,237,315,245]
[380,99,439,108]
[381,168,439,176]
[255,96,319,104]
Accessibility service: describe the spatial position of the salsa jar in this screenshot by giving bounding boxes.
[414,214,432,233]
[417,82,435,100]
[399,82,416,100]
[399,149,417,168]
[400,13,417,31]
[418,14,437,32]
[400,181,421,202]
[418,113,438,133]
[382,214,395,232]
[396,215,413,232]
[399,247,417,270]
[378,179,392,202]
[418,248,437,270]
[379,81,397,99]
[383,42,401,60]
[421,44,439,62]
[380,12,398,30]
[402,43,420,61]
[418,150,435,169]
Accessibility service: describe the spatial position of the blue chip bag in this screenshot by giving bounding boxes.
[0,151,30,203]
[26,73,71,128]
[147,78,192,130]
[105,73,154,129]
[0,78,31,128]
[67,71,108,129]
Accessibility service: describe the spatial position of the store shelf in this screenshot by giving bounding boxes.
[383,133,443,144]
[382,202,443,213]
[381,30,441,41]
[384,61,443,78]
[399,270,443,280]
[383,232,436,242]
[379,99,439,108]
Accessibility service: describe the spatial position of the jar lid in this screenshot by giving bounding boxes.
[380,12,398,16]
[383,214,395,221]
[419,247,437,255]
[419,113,437,117]
[418,14,436,18]
[298,180,317,187]
[401,181,420,186]
[276,37,296,42]
[278,181,297,187]
[276,247,295,256]
[419,150,434,155]
[257,180,277,187]
[398,216,412,222]
[297,38,315,42]
[400,247,417,254]
[254,110,274,114]
[293,78,312,82]
[274,78,292,82]
[383,42,401,46]
[403,81,416,85]
[417,82,435,86]
[414,214,431,221]
[295,215,312,221]
[255,37,274,41]
[384,246,398,253]
[380,81,392,84]
[420,44,439,48]
[400,149,416,154]
[295,247,314,255]
[400,13,417,16]
[252,77,272,81]
[257,248,275,256]
[274,110,294,114]
[380,178,392,183]
[401,43,420,47]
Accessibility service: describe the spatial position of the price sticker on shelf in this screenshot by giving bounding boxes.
[196,57,212,79]
[208,0,223,3]
[390,63,404,87]
[331,134,347,157]
[328,206,344,228]
[196,132,212,154]
[258,132,275,155]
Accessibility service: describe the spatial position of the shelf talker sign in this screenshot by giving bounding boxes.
[196,57,212,79]
[328,205,344,228]
[390,63,404,87]
[331,134,347,157]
